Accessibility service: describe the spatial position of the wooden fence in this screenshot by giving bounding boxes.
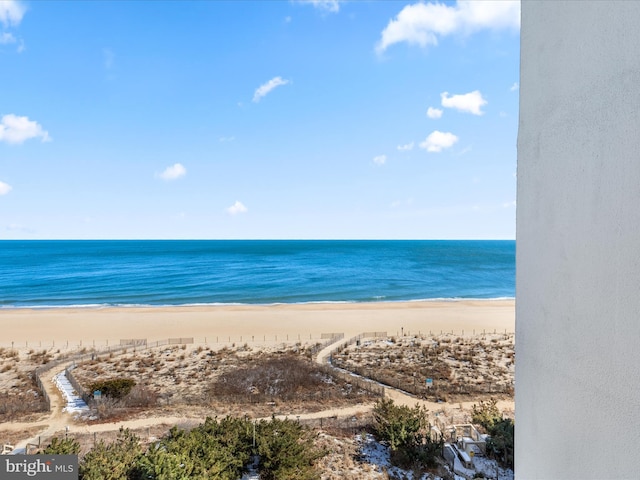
[64,366,92,405]
[314,332,388,398]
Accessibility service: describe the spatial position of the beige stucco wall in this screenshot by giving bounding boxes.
[517,1,640,478]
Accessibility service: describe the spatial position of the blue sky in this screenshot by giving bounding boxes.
[1,0,520,239]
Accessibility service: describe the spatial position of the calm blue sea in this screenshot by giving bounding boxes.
[0,240,514,308]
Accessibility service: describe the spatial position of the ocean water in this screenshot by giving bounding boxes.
[0,240,514,308]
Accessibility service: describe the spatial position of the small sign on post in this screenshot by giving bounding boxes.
[426,378,433,388]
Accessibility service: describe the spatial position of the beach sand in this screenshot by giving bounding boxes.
[0,300,514,348]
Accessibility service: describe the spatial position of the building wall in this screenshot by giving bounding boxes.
[517,2,640,478]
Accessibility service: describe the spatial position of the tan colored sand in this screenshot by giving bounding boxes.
[0,300,514,348]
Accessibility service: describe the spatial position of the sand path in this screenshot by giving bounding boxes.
[3,362,78,452]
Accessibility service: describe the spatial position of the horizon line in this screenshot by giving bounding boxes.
[1,238,516,241]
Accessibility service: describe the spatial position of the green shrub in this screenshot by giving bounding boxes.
[471,398,502,431]
[80,428,142,480]
[145,417,253,480]
[471,398,514,469]
[40,437,80,455]
[372,398,442,470]
[256,416,325,480]
[72,415,326,480]
[89,378,136,399]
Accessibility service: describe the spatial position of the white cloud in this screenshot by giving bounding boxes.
[426,106,443,119]
[253,76,290,102]
[0,114,51,144]
[375,0,520,54]
[397,142,414,152]
[297,0,341,13]
[373,154,387,165]
[227,201,248,215]
[502,200,517,208]
[0,0,26,27]
[158,163,186,181]
[441,90,487,115]
[1,32,24,52]
[510,82,519,91]
[0,180,12,195]
[419,130,458,152]
[0,31,14,43]
[219,136,235,142]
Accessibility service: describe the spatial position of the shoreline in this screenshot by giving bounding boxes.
[0,297,515,310]
[0,299,514,347]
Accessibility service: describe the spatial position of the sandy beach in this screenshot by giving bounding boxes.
[0,300,514,348]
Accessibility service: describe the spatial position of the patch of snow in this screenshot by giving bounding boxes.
[356,433,442,480]
[452,454,476,478]
[358,433,389,467]
[240,455,260,480]
[472,456,514,480]
[53,371,90,414]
